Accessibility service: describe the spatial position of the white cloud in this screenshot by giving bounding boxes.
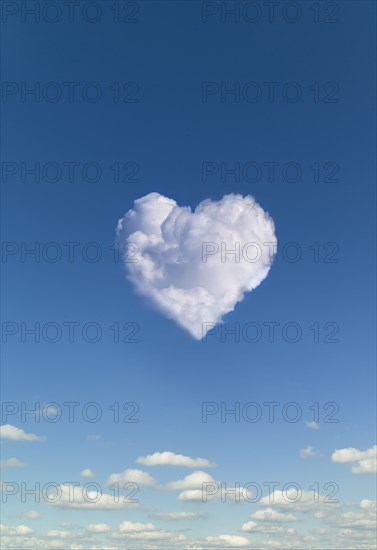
[86,434,101,441]
[136,451,215,468]
[299,446,318,458]
[0,457,26,469]
[351,458,377,474]
[331,445,376,463]
[250,508,297,522]
[118,521,155,533]
[150,511,205,520]
[165,471,216,491]
[0,524,33,535]
[47,484,138,510]
[240,522,296,535]
[112,521,188,543]
[116,193,276,339]
[360,499,376,511]
[0,424,45,442]
[260,489,339,511]
[331,445,377,474]
[323,500,377,530]
[107,468,155,486]
[80,468,93,478]
[87,523,110,533]
[164,471,250,502]
[201,535,251,547]
[47,530,76,539]
[177,489,213,502]
[304,421,319,430]
[20,510,40,520]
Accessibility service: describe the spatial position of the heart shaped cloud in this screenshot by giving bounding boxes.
[116,193,276,340]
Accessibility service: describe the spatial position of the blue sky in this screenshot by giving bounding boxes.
[1,1,376,549]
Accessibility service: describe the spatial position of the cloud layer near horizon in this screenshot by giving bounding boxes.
[116,193,276,339]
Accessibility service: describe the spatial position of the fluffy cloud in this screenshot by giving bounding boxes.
[351,458,377,474]
[259,489,339,511]
[136,451,215,468]
[331,445,377,474]
[199,535,251,547]
[323,500,377,530]
[87,524,110,533]
[164,471,216,491]
[47,484,138,510]
[107,468,155,486]
[116,193,276,339]
[150,511,205,520]
[240,522,296,535]
[360,499,377,511]
[250,508,297,522]
[0,524,33,535]
[20,511,40,520]
[0,424,45,442]
[164,471,250,502]
[112,521,188,543]
[80,469,93,478]
[0,457,26,469]
[118,521,155,533]
[47,530,77,539]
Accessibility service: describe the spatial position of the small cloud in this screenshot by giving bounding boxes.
[136,451,215,468]
[107,468,155,486]
[299,446,318,459]
[0,524,33,535]
[118,521,155,533]
[0,457,26,469]
[164,470,215,491]
[331,445,377,474]
[259,489,339,511]
[149,511,206,521]
[80,468,93,478]
[250,508,297,522]
[360,499,376,511]
[304,421,319,430]
[20,510,40,520]
[87,523,110,533]
[47,484,138,510]
[0,424,45,442]
[351,458,377,474]
[241,522,296,535]
[163,471,249,503]
[202,534,251,547]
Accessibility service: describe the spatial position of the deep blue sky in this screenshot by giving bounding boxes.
[1,2,376,549]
